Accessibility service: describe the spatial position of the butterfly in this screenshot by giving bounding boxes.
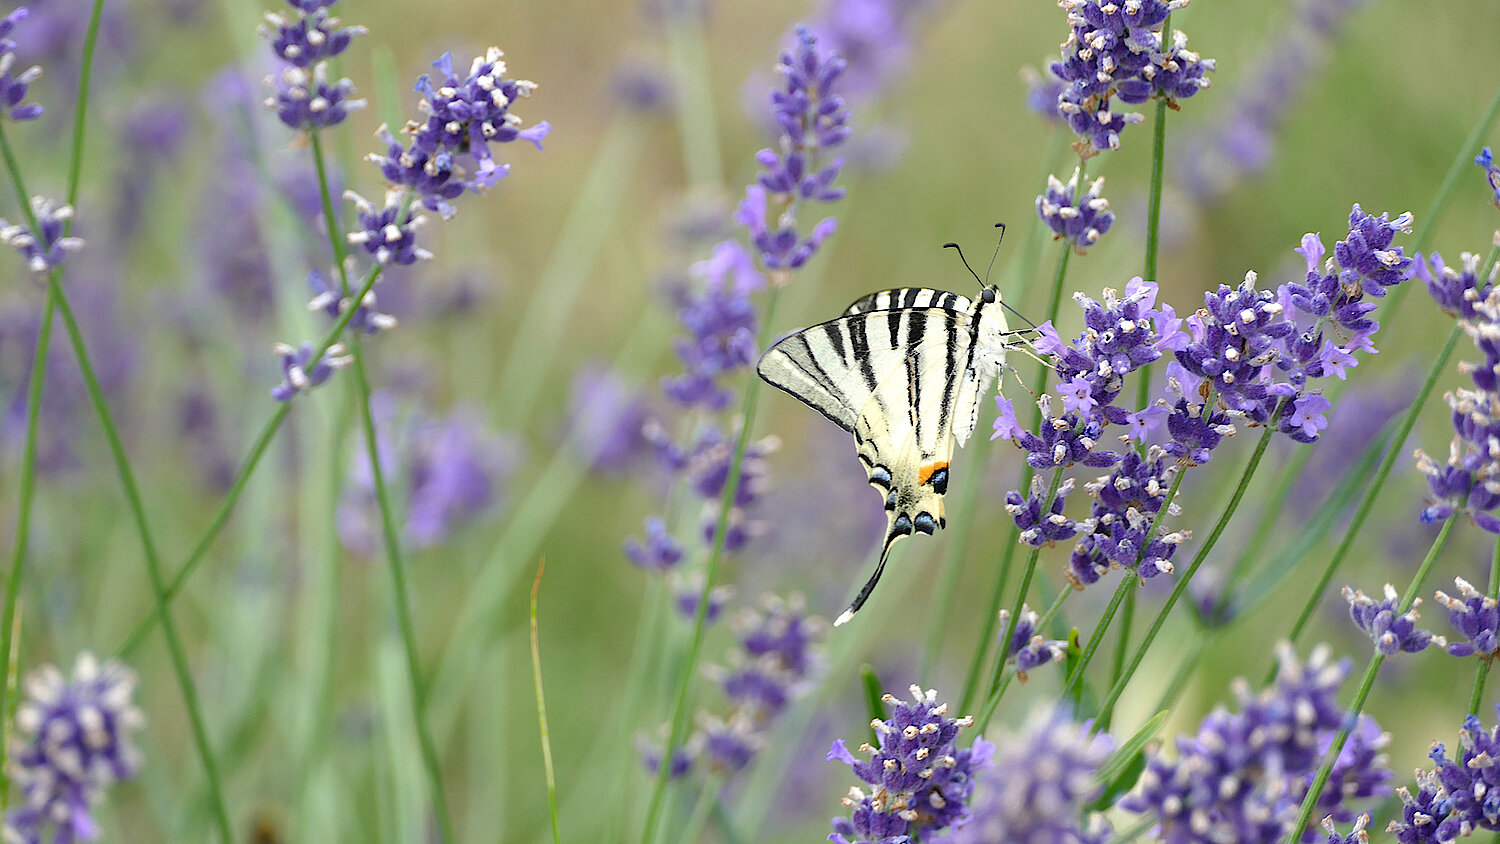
[757,277,1023,626]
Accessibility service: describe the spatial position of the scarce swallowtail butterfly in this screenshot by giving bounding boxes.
[757,274,1021,627]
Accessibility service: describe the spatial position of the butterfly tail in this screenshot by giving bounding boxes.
[833,529,907,627]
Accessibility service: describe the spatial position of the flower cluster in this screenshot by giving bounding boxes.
[996,604,1067,682]
[269,340,351,401]
[0,8,43,121]
[1036,170,1115,252]
[1415,250,1500,533]
[1342,583,1441,656]
[306,268,396,335]
[1048,0,1215,151]
[1388,709,1500,841]
[1478,147,1499,209]
[368,48,550,219]
[735,26,848,276]
[828,686,989,843]
[259,0,364,131]
[932,705,1113,844]
[344,188,431,266]
[337,393,520,554]
[3,654,145,844]
[1006,476,1079,548]
[0,196,84,275]
[661,241,764,410]
[1434,577,1500,659]
[566,365,651,475]
[1123,644,1391,843]
[1070,447,1183,586]
[696,594,826,774]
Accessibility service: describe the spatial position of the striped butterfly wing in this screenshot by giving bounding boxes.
[757,301,978,625]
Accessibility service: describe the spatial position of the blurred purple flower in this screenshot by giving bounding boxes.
[623,516,683,571]
[338,395,521,554]
[264,60,363,130]
[307,268,396,335]
[1479,147,1500,208]
[567,364,651,474]
[270,340,350,401]
[662,241,763,410]
[259,0,364,67]
[3,653,144,844]
[0,196,82,274]
[0,8,45,121]
[345,189,431,266]
[995,604,1067,681]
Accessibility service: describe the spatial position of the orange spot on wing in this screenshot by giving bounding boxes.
[918,461,948,485]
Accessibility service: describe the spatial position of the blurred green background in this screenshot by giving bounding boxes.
[3,0,1500,839]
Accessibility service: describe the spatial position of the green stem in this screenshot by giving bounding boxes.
[349,345,454,841]
[307,128,455,841]
[1470,536,1500,716]
[974,582,1071,733]
[639,288,784,844]
[1285,515,1457,842]
[1064,466,1189,700]
[52,286,235,842]
[1280,325,1461,651]
[1109,588,1136,696]
[114,266,383,659]
[1135,96,1169,411]
[529,562,561,844]
[1096,427,1275,730]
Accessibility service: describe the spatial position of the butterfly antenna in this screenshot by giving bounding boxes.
[834,539,899,627]
[942,242,984,288]
[983,222,1006,283]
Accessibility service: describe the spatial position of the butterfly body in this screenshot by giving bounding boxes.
[757,285,1012,625]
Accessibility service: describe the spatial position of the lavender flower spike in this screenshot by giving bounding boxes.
[1036,170,1115,252]
[3,653,145,844]
[0,8,44,121]
[1388,710,1500,841]
[1434,576,1500,658]
[1342,583,1442,656]
[345,189,432,265]
[0,197,84,274]
[270,341,352,401]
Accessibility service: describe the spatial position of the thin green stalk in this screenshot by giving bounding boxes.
[680,775,724,844]
[1285,515,1457,842]
[1470,536,1500,716]
[529,560,561,844]
[1064,466,1188,700]
[115,265,383,659]
[1109,589,1136,696]
[349,344,455,842]
[307,125,455,841]
[1096,426,1275,730]
[959,236,1077,713]
[974,582,1071,733]
[639,288,784,844]
[1135,96,1169,411]
[983,467,1066,705]
[1280,325,1461,650]
[0,0,105,780]
[664,9,722,189]
[51,288,235,842]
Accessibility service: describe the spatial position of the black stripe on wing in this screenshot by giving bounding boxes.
[843,288,974,317]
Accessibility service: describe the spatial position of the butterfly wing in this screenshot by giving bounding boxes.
[843,287,974,317]
[758,305,977,625]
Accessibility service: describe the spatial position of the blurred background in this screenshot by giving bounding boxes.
[1,0,1499,839]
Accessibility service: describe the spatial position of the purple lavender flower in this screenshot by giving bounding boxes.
[306,268,396,335]
[1388,709,1500,841]
[259,0,365,67]
[0,8,44,121]
[345,189,431,266]
[610,59,674,112]
[1321,814,1371,844]
[1069,447,1183,587]
[1021,64,1065,121]
[411,49,551,165]
[1416,251,1494,320]
[566,365,650,475]
[1048,0,1214,151]
[674,575,733,624]
[828,686,989,843]
[1342,584,1441,656]
[1124,644,1391,843]
[337,395,520,554]
[270,340,350,401]
[1434,577,1500,658]
[1009,400,1120,472]
[695,712,760,775]
[3,654,145,844]
[1477,146,1499,208]
[638,733,693,780]
[264,61,364,130]
[623,516,683,571]
[1036,171,1115,252]
[662,241,764,410]
[1332,205,1414,298]
[0,197,82,274]
[736,26,849,276]
[1175,272,1294,418]
[1006,476,1079,547]
[931,705,1113,844]
[996,604,1067,681]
